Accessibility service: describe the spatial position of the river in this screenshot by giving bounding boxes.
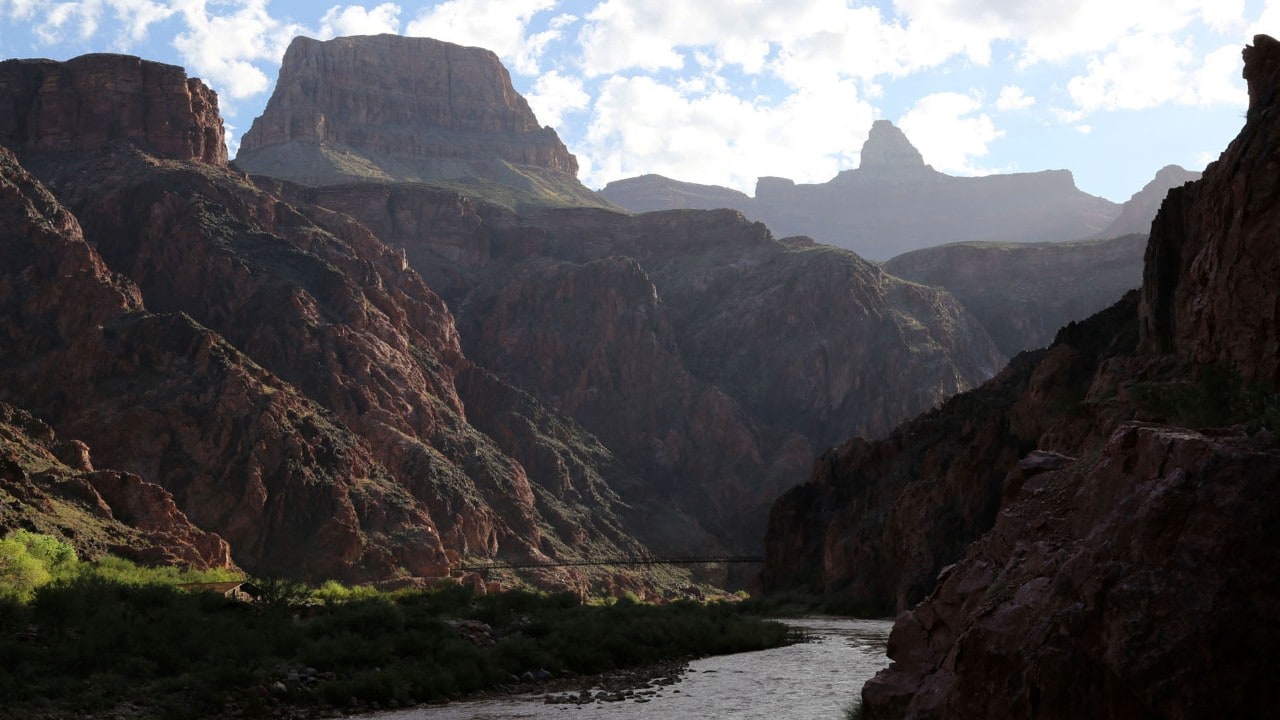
[371,617,893,720]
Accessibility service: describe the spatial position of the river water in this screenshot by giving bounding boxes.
[372,617,893,720]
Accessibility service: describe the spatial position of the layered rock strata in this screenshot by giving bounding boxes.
[235,35,604,211]
[0,53,225,164]
[283,182,1006,552]
[0,400,234,570]
[0,56,661,589]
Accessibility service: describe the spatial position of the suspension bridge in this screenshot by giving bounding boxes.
[455,555,763,572]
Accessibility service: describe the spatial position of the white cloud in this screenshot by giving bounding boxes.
[109,0,177,45]
[18,0,176,47]
[1190,43,1248,107]
[5,0,43,20]
[318,3,401,38]
[579,72,874,191]
[893,0,1246,66]
[897,91,1003,175]
[576,1,925,83]
[995,85,1035,111]
[171,0,304,102]
[405,0,556,75]
[33,0,103,44]
[1063,33,1247,118]
[1066,33,1197,114]
[525,69,589,129]
[1075,124,1093,134]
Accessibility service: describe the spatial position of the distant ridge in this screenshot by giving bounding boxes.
[1096,163,1201,238]
[601,120,1121,260]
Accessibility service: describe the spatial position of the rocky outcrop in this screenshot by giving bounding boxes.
[257,179,493,303]
[1096,164,1200,238]
[600,121,1120,260]
[884,234,1147,356]
[760,293,1138,610]
[859,119,926,170]
[285,176,1005,553]
[235,35,605,211]
[864,424,1279,719]
[598,174,753,213]
[0,401,235,570]
[0,54,226,165]
[783,35,1280,719]
[1141,35,1280,385]
[0,56,675,589]
[456,208,1003,550]
[0,142,444,579]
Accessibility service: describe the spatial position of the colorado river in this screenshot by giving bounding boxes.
[373,617,893,720]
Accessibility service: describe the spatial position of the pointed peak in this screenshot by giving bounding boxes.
[859,120,925,170]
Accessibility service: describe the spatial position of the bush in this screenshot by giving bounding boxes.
[0,536,51,600]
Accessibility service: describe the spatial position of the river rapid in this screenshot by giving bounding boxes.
[372,617,893,720]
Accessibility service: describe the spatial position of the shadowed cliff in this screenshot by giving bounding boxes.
[762,34,1280,720]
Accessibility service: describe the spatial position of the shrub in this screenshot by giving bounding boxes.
[0,536,51,600]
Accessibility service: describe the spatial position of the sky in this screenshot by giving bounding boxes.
[0,1,1276,202]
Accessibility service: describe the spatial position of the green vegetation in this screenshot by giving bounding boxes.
[0,531,791,719]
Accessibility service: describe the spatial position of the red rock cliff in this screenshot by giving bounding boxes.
[0,54,226,165]
[1,53,686,592]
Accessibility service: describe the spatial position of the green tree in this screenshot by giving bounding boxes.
[0,536,51,600]
[11,530,77,576]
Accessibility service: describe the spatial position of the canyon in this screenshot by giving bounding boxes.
[761,35,1280,719]
[1,23,1273,720]
[0,37,1004,595]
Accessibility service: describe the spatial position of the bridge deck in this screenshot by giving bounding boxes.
[456,556,763,571]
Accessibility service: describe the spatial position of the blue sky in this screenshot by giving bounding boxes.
[0,1,1274,201]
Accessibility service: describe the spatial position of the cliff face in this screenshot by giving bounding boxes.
[234,34,601,211]
[770,35,1280,719]
[0,142,448,579]
[0,54,225,165]
[463,208,1003,551]
[863,423,1280,720]
[884,234,1147,356]
[600,121,1119,260]
[761,293,1138,609]
[0,46,1005,590]
[0,399,234,571]
[598,174,754,213]
[0,55,674,591]
[287,182,1005,554]
[1141,37,1280,385]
